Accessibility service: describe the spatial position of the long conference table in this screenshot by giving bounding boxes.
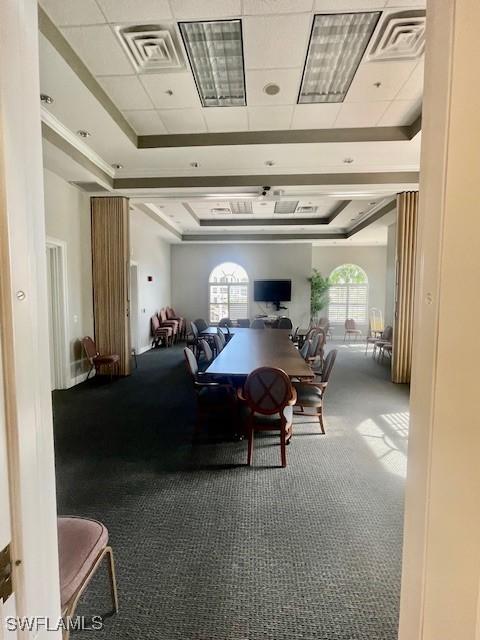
[202,327,314,381]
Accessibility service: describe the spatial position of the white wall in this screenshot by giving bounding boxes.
[312,245,387,330]
[171,243,312,328]
[130,209,171,352]
[385,224,397,326]
[43,168,93,383]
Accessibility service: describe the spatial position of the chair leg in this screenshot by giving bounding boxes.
[105,546,119,614]
[318,406,325,435]
[247,426,254,466]
[280,428,287,468]
[86,364,94,380]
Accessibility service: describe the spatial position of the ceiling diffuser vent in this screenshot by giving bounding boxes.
[115,25,184,73]
[69,181,109,193]
[368,11,426,62]
[296,205,318,214]
[274,201,299,214]
[230,201,253,214]
[210,207,231,215]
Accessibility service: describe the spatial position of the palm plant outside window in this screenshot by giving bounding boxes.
[209,262,249,323]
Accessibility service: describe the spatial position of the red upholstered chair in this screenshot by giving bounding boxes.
[293,349,338,434]
[166,307,185,339]
[238,367,297,468]
[158,308,179,342]
[151,314,173,348]
[58,516,118,640]
[81,337,119,380]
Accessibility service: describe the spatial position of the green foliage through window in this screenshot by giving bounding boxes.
[329,264,368,285]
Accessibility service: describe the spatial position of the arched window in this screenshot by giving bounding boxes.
[328,264,369,325]
[209,262,249,323]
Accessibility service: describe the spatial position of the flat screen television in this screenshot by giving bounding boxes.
[254,279,292,304]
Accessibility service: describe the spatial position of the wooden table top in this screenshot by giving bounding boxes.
[200,326,291,336]
[205,329,313,379]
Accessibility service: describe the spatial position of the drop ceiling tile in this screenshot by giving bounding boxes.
[346,60,418,103]
[158,109,207,133]
[40,0,106,26]
[171,0,241,19]
[314,0,386,9]
[243,0,313,14]
[396,60,424,100]
[248,106,294,130]
[243,14,312,70]
[61,25,132,75]
[246,69,300,106]
[378,99,420,126]
[98,76,153,110]
[123,110,167,134]
[141,73,201,109]
[95,0,173,22]
[291,104,341,129]
[203,108,248,132]
[335,101,390,127]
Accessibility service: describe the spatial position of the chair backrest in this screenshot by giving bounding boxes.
[166,307,175,320]
[159,308,167,322]
[318,316,328,328]
[190,320,199,339]
[151,314,160,333]
[212,333,223,354]
[251,319,266,329]
[300,339,311,360]
[218,317,232,327]
[306,326,318,341]
[216,328,226,348]
[194,318,208,332]
[345,318,356,330]
[382,325,393,341]
[82,336,98,363]
[292,326,299,341]
[183,347,198,378]
[237,318,250,328]
[198,338,213,363]
[243,367,294,415]
[321,349,338,385]
[277,317,293,330]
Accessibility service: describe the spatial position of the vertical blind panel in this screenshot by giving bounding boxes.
[209,283,248,322]
[328,284,368,324]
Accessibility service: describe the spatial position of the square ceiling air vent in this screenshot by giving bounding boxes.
[274,201,299,214]
[368,11,426,61]
[115,25,184,73]
[230,201,253,214]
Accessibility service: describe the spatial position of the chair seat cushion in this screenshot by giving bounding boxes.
[57,517,108,607]
[242,404,293,426]
[154,327,173,336]
[293,383,323,406]
[93,354,120,364]
[197,385,234,407]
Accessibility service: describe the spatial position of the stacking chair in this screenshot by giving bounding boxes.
[344,318,362,341]
[183,347,236,434]
[251,318,266,329]
[237,318,251,328]
[166,307,186,339]
[151,314,173,348]
[158,308,179,342]
[374,326,393,361]
[277,317,293,330]
[58,516,118,640]
[187,320,200,356]
[238,367,297,468]
[212,333,224,356]
[194,318,208,332]
[218,317,233,327]
[293,349,338,434]
[216,327,227,350]
[81,337,120,380]
[198,338,214,366]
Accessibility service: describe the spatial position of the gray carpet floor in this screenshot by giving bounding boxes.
[53,339,409,640]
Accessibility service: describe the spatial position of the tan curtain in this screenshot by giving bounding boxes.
[392,191,418,383]
[91,197,131,375]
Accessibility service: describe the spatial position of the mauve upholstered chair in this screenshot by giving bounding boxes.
[58,516,118,640]
[81,337,119,381]
[344,318,362,341]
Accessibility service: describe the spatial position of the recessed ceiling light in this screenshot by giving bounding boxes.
[190,161,200,168]
[77,130,90,138]
[40,93,54,104]
[179,20,246,107]
[298,12,381,104]
[373,81,382,88]
[343,157,354,164]
[263,83,280,96]
[111,163,123,170]
[369,201,376,205]
[165,89,174,96]
[265,160,275,167]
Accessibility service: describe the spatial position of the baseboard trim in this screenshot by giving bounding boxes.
[137,345,151,355]
[66,370,94,388]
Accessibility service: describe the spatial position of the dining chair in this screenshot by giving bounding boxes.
[151,314,173,348]
[212,333,223,356]
[237,318,251,328]
[81,337,120,381]
[344,318,362,341]
[307,330,326,368]
[183,347,236,434]
[251,318,266,329]
[218,317,233,327]
[198,338,214,365]
[299,339,311,361]
[187,320,200,356]
[293,349,338,434]
[58,516,118,640]
[373,325,393,360]
[277,317,293,330]
[238,367,297,468]
[193,318,208,332]
[216,327,226,350]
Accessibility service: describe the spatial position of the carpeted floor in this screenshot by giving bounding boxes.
[53,339,409,640]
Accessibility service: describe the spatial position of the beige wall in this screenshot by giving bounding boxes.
[43,168,93,382]
[130,209,171,352]
[385,224,397,326]
[171,243,312,328]
[311,245,387,330]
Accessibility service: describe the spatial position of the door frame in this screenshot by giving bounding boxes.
[129,261,139,353]
[46,237,69,390]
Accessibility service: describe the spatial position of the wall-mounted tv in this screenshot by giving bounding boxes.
[254,279,292,304]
